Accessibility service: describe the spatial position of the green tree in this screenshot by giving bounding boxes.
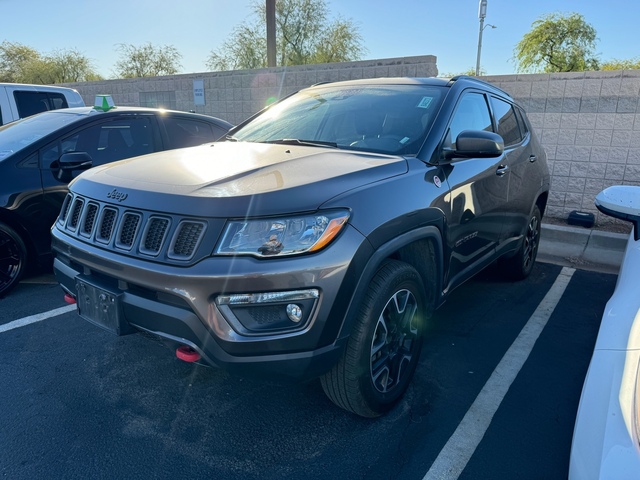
[0,41,101,84]
[113,43,182,78]
[0,41,41,82]
[600,57,640,71]
[514,13,599,73]
[48,49,102,83]
[206,0,365,71]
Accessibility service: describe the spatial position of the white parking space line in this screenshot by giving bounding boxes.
[423,267,576,480]
[0,305,76,334]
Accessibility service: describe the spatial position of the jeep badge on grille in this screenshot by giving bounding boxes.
[107,188,128,202]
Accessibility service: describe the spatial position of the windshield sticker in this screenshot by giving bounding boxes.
[417,96,433,109]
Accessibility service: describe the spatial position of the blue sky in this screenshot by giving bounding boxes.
[0,0,636,78]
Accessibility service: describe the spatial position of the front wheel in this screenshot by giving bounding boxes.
[0,222,27,297]
[321,260,429,417]
[499,205,541,280]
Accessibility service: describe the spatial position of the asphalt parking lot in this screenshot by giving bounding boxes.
[0,255,617,480]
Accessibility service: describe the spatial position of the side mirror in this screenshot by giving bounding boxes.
[443,130,504,160]
[59,152,93,171]
[595,185,640,240]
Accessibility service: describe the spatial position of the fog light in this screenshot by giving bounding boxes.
[215,289,319,334]
[286,304,303,323]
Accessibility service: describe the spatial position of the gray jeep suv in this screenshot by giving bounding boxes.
[52,76,549,417]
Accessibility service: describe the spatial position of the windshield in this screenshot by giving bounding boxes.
[232,84,445,156]
[0,110,84,160]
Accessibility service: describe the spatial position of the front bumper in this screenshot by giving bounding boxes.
[52,224,371,381]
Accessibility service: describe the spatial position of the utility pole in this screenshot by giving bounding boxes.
[475,0,487,76]
[266,0,276,67]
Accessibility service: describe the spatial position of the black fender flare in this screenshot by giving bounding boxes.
[335,224,444,344]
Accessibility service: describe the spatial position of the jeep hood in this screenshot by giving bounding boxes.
[71,142,408,216]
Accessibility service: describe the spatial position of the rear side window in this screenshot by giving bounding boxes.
[14,91,69,119]
[515,107,529,137]
[490,97,523,147]
[163,117,224,149]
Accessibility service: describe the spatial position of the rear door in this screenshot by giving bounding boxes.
[489,96,540,249]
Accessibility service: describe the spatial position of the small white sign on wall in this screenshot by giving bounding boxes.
[193,79,205,106]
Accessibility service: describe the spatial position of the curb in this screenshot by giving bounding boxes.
[538,223,628,274]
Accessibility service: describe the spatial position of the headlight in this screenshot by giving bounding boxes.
[215,211,350,257]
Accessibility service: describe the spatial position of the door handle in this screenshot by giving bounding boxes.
[496,165,509,176]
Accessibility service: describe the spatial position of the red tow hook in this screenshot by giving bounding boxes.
[176,345,201,363]
[64,293,77,305]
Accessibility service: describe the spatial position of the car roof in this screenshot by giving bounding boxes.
[306,76,513,100]
[44,106,230,122]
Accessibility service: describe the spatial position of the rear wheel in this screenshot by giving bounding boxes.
[0,222,27,297]
[499,205,541,280]
[321,260,429,417]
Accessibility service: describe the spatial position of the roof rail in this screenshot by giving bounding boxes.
[448,75,511,97]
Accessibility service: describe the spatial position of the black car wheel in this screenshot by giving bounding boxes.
[321,260,428,417]
[499,205,541,280]
[0,222,27,297]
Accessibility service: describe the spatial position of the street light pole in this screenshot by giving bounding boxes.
[266,0,276,67]
[475,0,487,76]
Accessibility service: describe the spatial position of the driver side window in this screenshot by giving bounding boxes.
[446,93,493,149]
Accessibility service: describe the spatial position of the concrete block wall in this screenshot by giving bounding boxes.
[64,58,640,228]
[485,70,640,228]
[65,55,438,126]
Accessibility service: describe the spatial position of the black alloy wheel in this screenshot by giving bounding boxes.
[321,260,430,417]
[0,222,27,297]
[370,288,420,394]
[499,205,542,280]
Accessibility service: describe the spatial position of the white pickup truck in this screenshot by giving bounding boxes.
[0,83,85,125]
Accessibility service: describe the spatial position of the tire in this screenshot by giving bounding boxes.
[499,205,541,280]
[0,222,27,297]
[321,260,429,417]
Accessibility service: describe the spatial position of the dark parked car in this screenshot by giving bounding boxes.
[0,98,232,296]
[52,77,549,417]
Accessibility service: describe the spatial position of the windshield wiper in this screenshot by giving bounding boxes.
[264,138,338,148]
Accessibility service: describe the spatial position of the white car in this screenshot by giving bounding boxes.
[0,83,85,125]
[569,185,640,479]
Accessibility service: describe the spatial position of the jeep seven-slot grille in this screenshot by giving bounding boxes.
[117,213,141,249]
[141,217,170,255]
[57,194,207,262]
[170,222,205,259]
[81,203,98,236]
[98,208,117,243]
[69,198,84,230]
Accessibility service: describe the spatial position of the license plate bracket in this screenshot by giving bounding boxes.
[75,278,133,335]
